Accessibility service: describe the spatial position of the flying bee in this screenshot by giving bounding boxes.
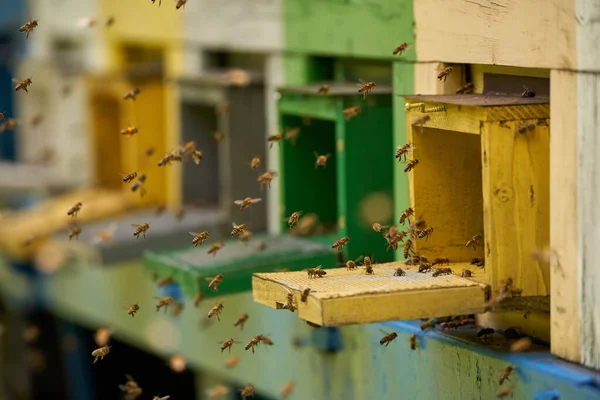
[432,267,452,277]
[372,223,389,233]
[399,207,414,225]
[91,345,111,363]
[19,20,38,39]
[225,355,239,368]
[154,296,172,312]
[332,236,350,252]
[105,16,115,27]
[285,211,303,228]
[120,125,139,138]
[456,82,475,94]
[245,336,261,353]
[208,303,224,321]
[207,385,229,399]
[67,201,83,217]
[178,141,197,157]
[171,302,184,317]
[207,241,223,257]
[497,387,513,398]
[418,263,432,273]
[498,366,513,385]
[379,329,398,347]
[157,276,174,286]
[393,42,410,55]
[240,384,254,400]
[510,337,532,353]
[13,78,32,93]
[132,223,150,239]
[357,79,376,99]
[175,0,188,9]
[280,381,296,399]
[119,374,143,400]
[432,257,449,266]
[300,288,312,303]
[418,226,434,241]
[192,150,203,164]
[220,338,240,353]
[130,176,147,197]
[122,171,138,183]
[238,229,252,243]
[123,88,141,101]
[189,231,209,247]
[68,225,82,240]
[404,159,419,173]
[461,269,473,277]
[318,84,330,94]
[0,118,17,134]
[395,143,415,163]
[152,396,170,400]
[306,265,327,278]
[403,239,414,259]
[267,132,283,149]
[471,257,485,267]
[437,66,453,82]
[234,313,249,330]
[343,106,361,121]
[412,115,430,131]
[30,113,43,128]
[250,157,261,169]
[145,146,155,157]
[314,152,332,169]
[363,256,374,275]
[231,222,247,238]
[0,111,4,121]
[258,171,278,191]
[207,273,224,292]
[126,302,140,317]
[234,197,262,212]
[394,267,406,276]
[409,334,417,350]
[521,85,535,98]
[466,233,483,250]
[285,127,301,145]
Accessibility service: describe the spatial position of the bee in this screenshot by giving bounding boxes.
[395,143,415,163]
[300,288,312,303]
[105,16,115,26]
[498,366,513,385]
[245,336,261,353]
[357,79,376,99]
[477,328,494,340]
[471,257,485,267]
[510,337,532,353]
[189,231,209,247]
[461,269,473,277]
[456,82,475,94]
[68,225,82,240]
[403,239,414,259]
[282,288,296,312]
[418,263,432,273]
[257,171,278,191]
[437,66,453,82]
[238,229,252,243]
[412,115,431,131]
[343,106,361,121]
[157,276,174,286]
[421,320,436,331]
[466,234,483,250]
[120,125,139,138]
[405,255,427,265]
[332,236,350,252]
[306,265,327,278]
[130,176,147,197]
[123,88,141,101]
[409,334,417,350]
[417,226,434,241]
[521,85,535,98]
[19,20,38,39]
[157,152,181,166]
[459,318,476,327]
[440,321,459,331]
[30,113,44,128]
[267,132,283,149]
[363,256,374,274]
[234,313,249,330]
[91,345,111,363]
[119,374,143,400]
[250,157,261,169]
[207,273,224,292]
[67,201,83,217]
[379,329,398,347]
[346,260,358,270]
[404,159,419,173]
[432,258,449,266]
[280,381,296,399]
[231,222,247,238]
[192,291,204,307]
[498,277,514,301]
[518,122,536,134]
[152,396,170,400]
[398,207,414,225]
[220,338,240,353]
[285,127,301,145]
[145,146,155,157]
[13,78,32,93]
[225,355,239,368]
[318,84,330,94]
[497,387,513,398]
[258,334,274,346]
[285,211,303,228]
[0,118,17,134]
[393,42,410,55]
[122,171,138,183]
[191,150,203,165]
[208,303,224,321]
[213,130,225,142]
[372,223,389,233]
[234,197,263,212]
[0,111,4,121]
[394,267,406,276]
[207,241,223,257]
[151,0,162,6]
[132,223,150,239]
[171,302,184,317]
[175,0,188,9]
[432,267,452,277]
[240,384,254,400]
[154,296,172,312]
[314,152,332,169]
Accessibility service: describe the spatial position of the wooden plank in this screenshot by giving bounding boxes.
[253,262,488,326]
[481,121,550,297]
[278,94,339,121]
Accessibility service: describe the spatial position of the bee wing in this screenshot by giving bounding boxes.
[358,78,366,84]
[160,397,171,400]
[125,373,134,381]
[325,153,332,158]
[12,78,21,84]
[313,151,319,158]
[233,200,244,205]
[205,277,215,281]
[379,329,391,335]
[189,232,200,237]
[232,222,238,227]
[131,224,142,228]
[251,198,262,204]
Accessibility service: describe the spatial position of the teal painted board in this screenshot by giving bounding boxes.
[144,235,337,298]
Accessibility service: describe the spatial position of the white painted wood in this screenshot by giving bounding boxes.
[577,0,600,369]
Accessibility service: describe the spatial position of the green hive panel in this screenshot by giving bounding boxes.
[144,234,337,298]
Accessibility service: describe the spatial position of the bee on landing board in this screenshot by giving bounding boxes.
[189,231,209,247]
[379,329,398,347]
[466,233,483,250]
[314,152,332,169]
[418,263,432,273]
[456,82,475,94]
[206,274,224,292]
[285,211,303,228]
[282,288,296,312]
[421,320,436,331]
[67,201,83,217]
[208,303,224,321]
[231,223,247,238]
[234,313,249,330]
[240,384,254,400]
[267,132,283,149]
[13,78,32,93]
[318,84,330,94]
[461,269,473,277]
[123,88,141,101]
[432,267,452,277]
[498,366,513,385]
[257,172,278,191]
[126,302,140,317]
[357,79,376,99]
[285,127,301,145]
[207,241,223,257]
[393,42,410,55]
[395,143,415,163]
[91,345,111,363]
[19,20,38,39]
[234,197,262,212]
[343,106,361,121]
[362,256,374,275]
[521,85,535,98]
[132,223,150,239]
[477,328,494,340]
[404,159,419,173]
[394,267,406,276]
[331,236,350,252]
[306,265,327,278]
[154,296,172,313]
[250,157,261,169]
[220,338,240,353]
[437,66,453,82]
[432,258,449,266]
[120,125,139,138]
[409,334,418,350]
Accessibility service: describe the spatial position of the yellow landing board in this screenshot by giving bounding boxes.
[252,262,488,327]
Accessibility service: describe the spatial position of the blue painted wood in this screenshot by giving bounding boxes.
[56,321,96,400]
